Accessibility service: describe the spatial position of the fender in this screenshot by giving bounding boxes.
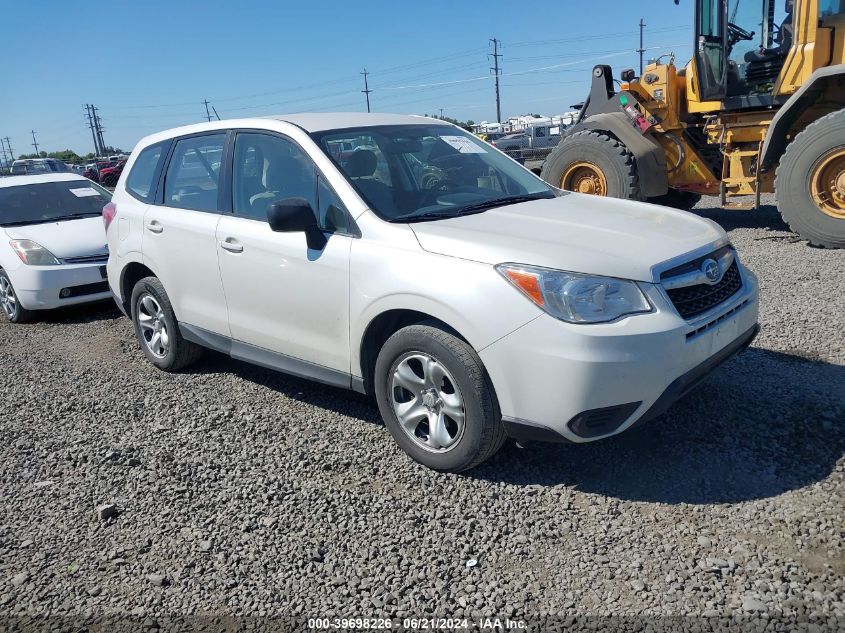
[564,112,669,198]
[760,64,845,170]
[560,65,668,197]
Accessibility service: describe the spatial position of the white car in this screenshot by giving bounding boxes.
[106,114,759,472]
[0,173,112,323]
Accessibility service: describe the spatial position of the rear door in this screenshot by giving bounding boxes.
[695,0,728,100]
[142,132,230,336]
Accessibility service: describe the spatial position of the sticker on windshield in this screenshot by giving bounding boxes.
[440,135,486,154]
[69,187,101,198]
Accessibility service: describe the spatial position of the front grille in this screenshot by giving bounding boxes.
[61,281,109,299]
[62,253,108,264]
[665,260,742,319]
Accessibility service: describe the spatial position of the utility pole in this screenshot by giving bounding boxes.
[211,105,221,121]
[0,140,8,168]
[439,108,444,119]
[489,38,502,124]
[31,130,40,155]
[93,106,106,155]
[361,68,372,113]
[203,99,212,122]
[638,18,647,76]
[85,104,101,156]
[3,138,13,161]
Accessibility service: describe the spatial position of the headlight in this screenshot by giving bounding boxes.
[497,263,652,324]
[10,240,61,266]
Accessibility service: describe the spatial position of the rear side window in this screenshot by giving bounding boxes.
[126,143,166,201]
[164,134,226,212]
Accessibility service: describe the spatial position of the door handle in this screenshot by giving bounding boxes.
[220,238,243,253]
[145,220,163,234]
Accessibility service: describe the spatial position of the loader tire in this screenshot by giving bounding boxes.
[541,130,641,200]
[776,109,845,249]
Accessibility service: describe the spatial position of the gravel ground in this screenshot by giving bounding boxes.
[1,195,844,631]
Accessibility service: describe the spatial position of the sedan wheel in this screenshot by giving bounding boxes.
[0,275,17,320]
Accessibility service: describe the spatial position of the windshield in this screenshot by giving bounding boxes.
[0,180,112,226]
[311,124,556,222]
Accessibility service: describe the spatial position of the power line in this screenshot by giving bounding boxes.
[361,68,372,113]
[489,38,502,123]
[31,130,39,155]
[211,105,221,121]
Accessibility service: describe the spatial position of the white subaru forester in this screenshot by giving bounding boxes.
[105,113,759,472]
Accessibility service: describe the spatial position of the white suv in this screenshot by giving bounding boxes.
[106,113,759,472]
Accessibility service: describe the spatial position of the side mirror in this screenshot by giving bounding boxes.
[267,197,326,250]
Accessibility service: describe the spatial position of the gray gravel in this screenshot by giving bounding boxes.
[1,195,844,629]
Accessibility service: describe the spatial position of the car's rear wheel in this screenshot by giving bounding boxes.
[130,276,203,371]
[374,323,506,472]
[0,271,33,324]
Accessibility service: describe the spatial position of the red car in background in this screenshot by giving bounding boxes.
[97,160,126,187]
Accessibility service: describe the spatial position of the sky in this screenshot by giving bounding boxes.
[1,0,695,158]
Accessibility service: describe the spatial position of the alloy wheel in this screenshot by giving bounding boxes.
[137,294,170,358]
[0,276,17,320]
[390,352,466,453]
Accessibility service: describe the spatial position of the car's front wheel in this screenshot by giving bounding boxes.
[130,276,203,371]
[374,323,506,472]
[0,271,33,324]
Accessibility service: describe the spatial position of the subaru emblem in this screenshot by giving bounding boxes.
[702,259,720,283]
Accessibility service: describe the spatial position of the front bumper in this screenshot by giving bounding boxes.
[479,265,759,443]
[9,262,112,310]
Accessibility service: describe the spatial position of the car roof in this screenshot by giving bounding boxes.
[134,112,449,149]
[0,173,89,188]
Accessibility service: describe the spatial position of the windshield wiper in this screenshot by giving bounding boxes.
[451,193,554,215]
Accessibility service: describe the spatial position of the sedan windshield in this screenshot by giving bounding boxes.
[311,124,557,222]
[0,180,112,227]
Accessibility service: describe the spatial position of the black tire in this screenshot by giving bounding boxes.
[374,323,506,472]
[0,270,34,324]
[541,130,641,200]
[130,276,203,371]
[776,108,845,249]
[647,189,702,210]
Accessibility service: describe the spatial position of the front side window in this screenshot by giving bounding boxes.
[0,180,112,227]
[232,133,316,222]
[311,124,555,222]
[163,134,225,212]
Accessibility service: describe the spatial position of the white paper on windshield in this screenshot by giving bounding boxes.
[440,135,486,154]
[69,187,100,198]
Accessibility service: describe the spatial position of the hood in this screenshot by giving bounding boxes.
[3,216,108,260]
[409,193,726,282]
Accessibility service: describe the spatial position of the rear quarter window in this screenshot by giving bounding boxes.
[125,142,168,201]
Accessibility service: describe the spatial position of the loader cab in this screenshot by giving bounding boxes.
[691,0,844,106]
[693,0,790,100]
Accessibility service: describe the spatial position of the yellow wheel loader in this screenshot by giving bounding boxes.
[541,0,845,248]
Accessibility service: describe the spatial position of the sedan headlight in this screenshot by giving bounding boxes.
[10,240,61,266]
[497,263,652,324]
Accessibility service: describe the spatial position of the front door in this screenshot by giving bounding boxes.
[215,131,352,374]
[695,0,729,100]
[142,132,230,336]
